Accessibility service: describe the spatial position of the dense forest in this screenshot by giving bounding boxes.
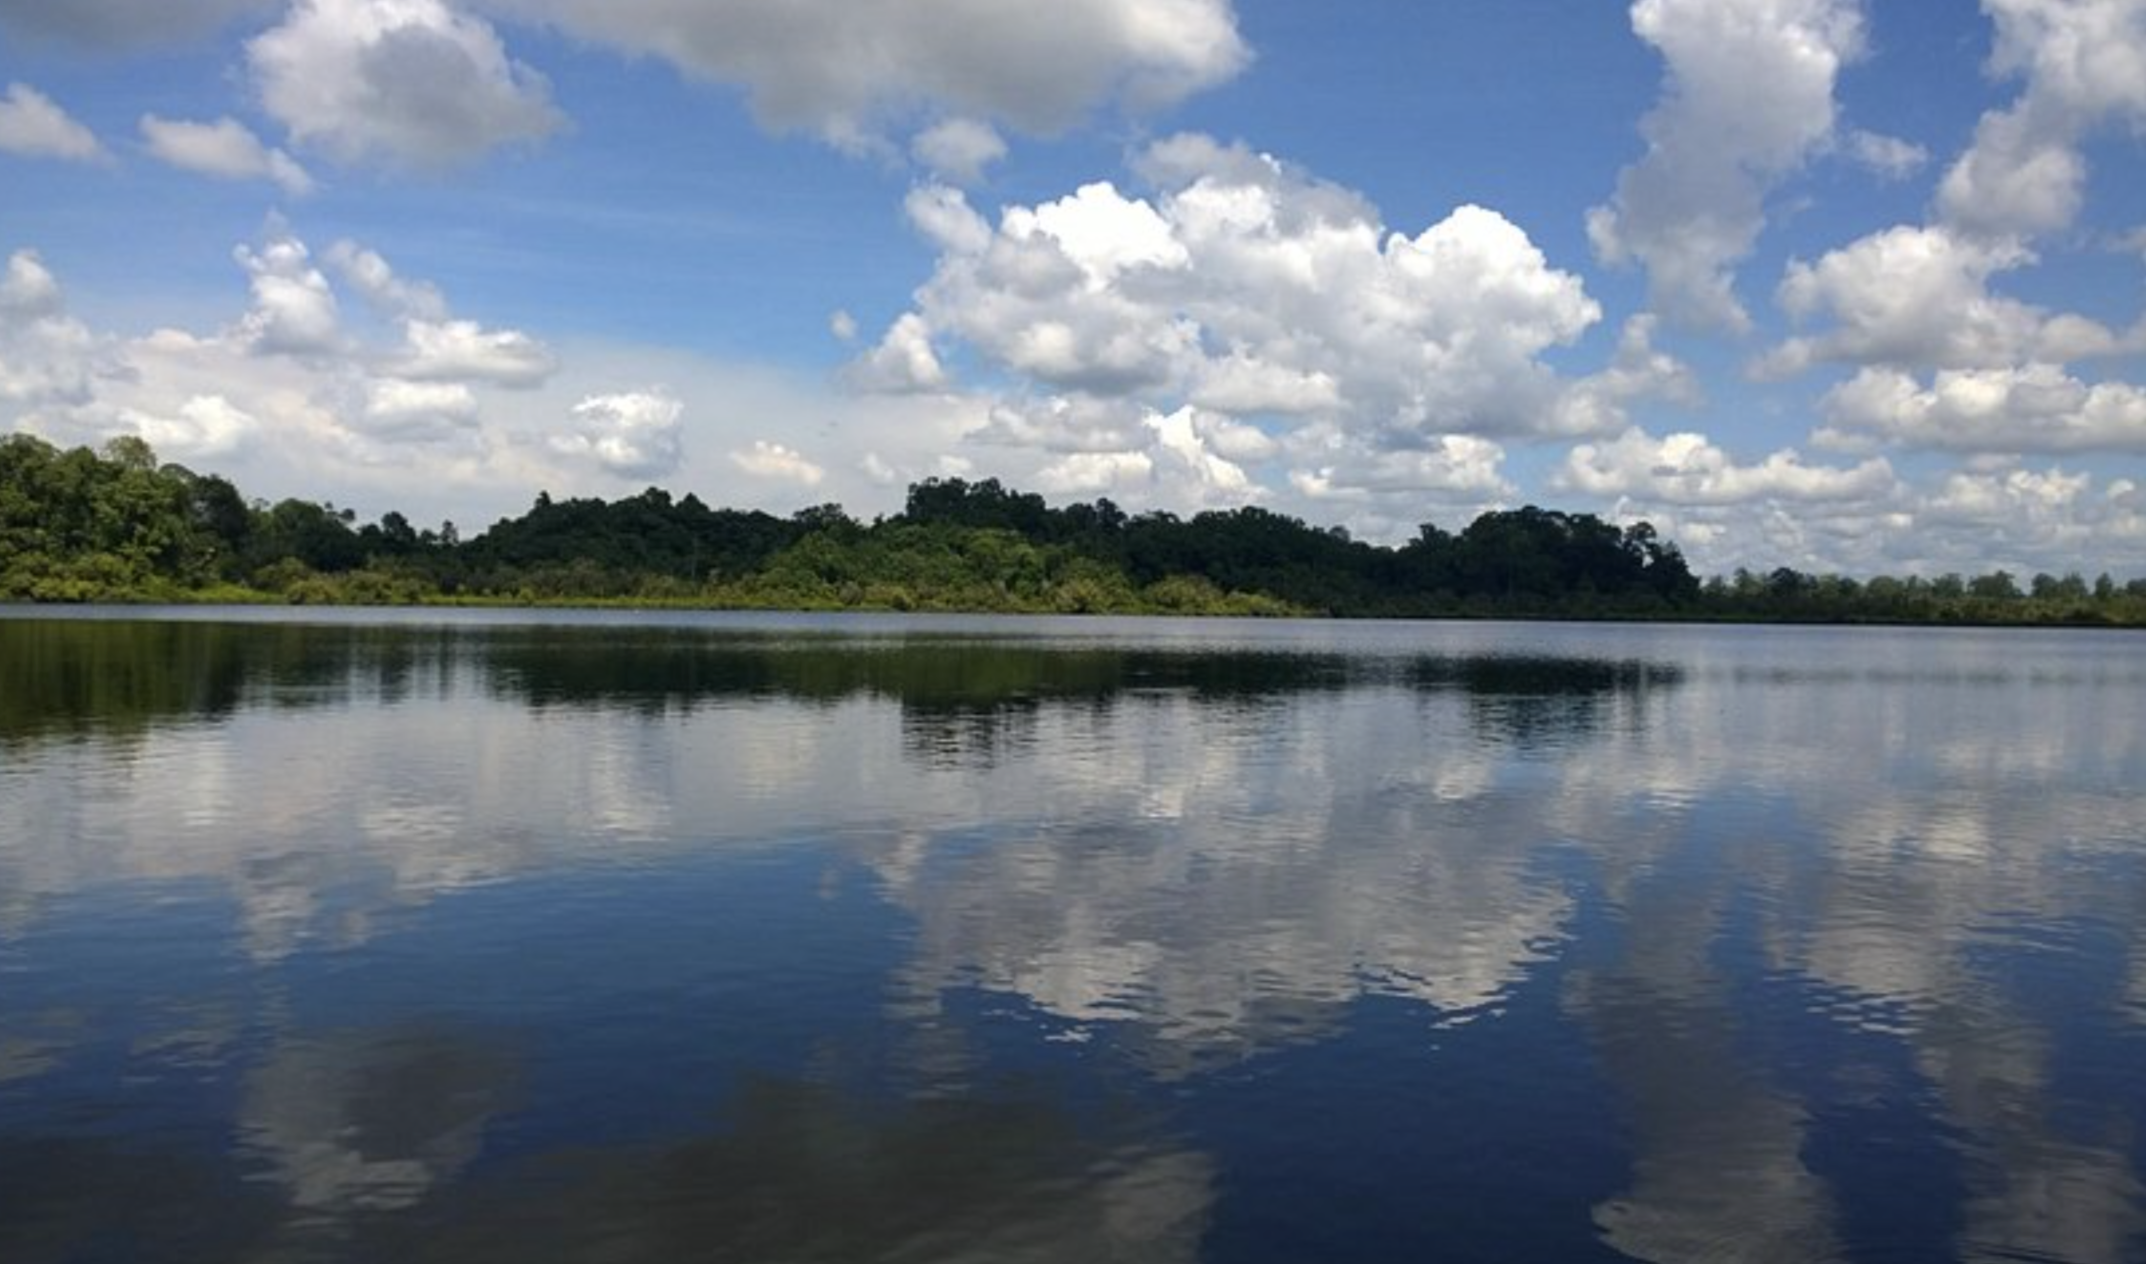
[3,433,2143,625]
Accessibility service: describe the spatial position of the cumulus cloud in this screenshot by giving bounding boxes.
[1188,354,1341,416]
[1147,405,1257,497]
[395,319,555,387]
[1587,0,1865,333]
[0,0,273,48]
[1923,464,2092,526]
[232,230,343,358]
[1558,426,1897,506]
[847,312,948,393]
[0,249,64,321]
[0,250,107,409]
[3,231,1001,529]
[729,439,825,487]
[911,117,1007,184]
[1763,225,2126,374]
[1606,463,2145,582]
[120,394,260,458]
[248,0,562,168]
[474,0,1247,141]
[1937,0,2146,239]
[1288,434,1512,501]
[0,83,105,162]
[903,182,995,256]
[1550,315,1703,437]
[970,398,1261,510]
[839,133,1635,520]
[311,239,553,384]
[1843,129,1930,180]
[1,230,585,501]
[1034,449,1154,495]
[970,394,1151,455]
[1905,465,2146,572]
[359,378,480,440]
[140,115,314,196]
[1,257,302,468]
[1031,407,1258,509]
[324,241,447,321]
[551,391,684,479]
[868,136,1601,450]
[1819,364,2146,454]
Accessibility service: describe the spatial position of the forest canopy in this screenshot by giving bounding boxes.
[2,434,2141,625]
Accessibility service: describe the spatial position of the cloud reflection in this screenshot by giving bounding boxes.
[2,615,2144,1262]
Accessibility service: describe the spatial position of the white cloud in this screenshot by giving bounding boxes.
[0,83,104,162]
[1188,354,1340,416]
[1587,0,1865,332]
[827,309,858,343]
[847,312,947,394]
[970,394,1150,454]
[1149,405,1256,498]
[233,230,343,358]
[1764,225,2125,374]
[1031,406,1258,510]
[0,249,64,320]
[729,439,825,487]
[1904,464,2146,573]
[1,231,590,510]
[140,115,314,196]
[1289,434,1511,500]
[1923,464,2092,526]
[1883,465,2146,574]
[396,318,555,387]
[1034,449,1154,495]
[473,0,1247,140]
[0,0,273,48]
[870,137,1602,453]
[0,250,107,408]
[317,240,553,386]
[1550,314,1703,437]
[120,394,260,459]
[1938,0,2146,238]
[911,117,1007,184]
[360,378,480,440]
[903,183,995,258]
[248,0,562,168]
[1559,426,1897,506]
[10,236,986,539]
[9,320,317,470]
[324,241,447,321]
[1192,411,1279,463]
[551,391,684,479]
[1843,129,1930,180]
[859,452,900,486]
[1819,364,2146,454]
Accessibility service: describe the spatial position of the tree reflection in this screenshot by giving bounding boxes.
[0,1136,284,1264]
[1,617,1685,760]
[356,1077,1211,1264]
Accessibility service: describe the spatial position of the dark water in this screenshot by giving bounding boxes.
[2,609,2142,1264]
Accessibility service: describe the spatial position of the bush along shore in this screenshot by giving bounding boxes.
[4,435,2143,625]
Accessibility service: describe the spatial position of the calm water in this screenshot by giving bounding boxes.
[2,609,2143,1264]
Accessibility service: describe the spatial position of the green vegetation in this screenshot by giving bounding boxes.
[4,433,2143,625]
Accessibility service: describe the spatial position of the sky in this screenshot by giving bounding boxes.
[1,0,2143,578]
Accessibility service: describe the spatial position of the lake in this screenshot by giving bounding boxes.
[1,609,2142,1263]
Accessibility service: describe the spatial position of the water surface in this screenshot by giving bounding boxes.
[2,609,2142,1262]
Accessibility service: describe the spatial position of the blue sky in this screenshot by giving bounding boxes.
[3,0,2143,576]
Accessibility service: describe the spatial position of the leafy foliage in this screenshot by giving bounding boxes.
[2,438,2141,624]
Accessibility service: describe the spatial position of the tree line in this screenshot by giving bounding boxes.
[3,433,2142,625]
